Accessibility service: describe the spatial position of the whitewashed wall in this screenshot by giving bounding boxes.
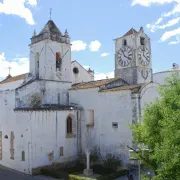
[30,40,72,82]
[0,80,24,91]
[0,96,78,175]
[141,69,180,116]
[15,80,71,107]
[71,61,94,84]
[15,110,78,170]
[69,88,133,163]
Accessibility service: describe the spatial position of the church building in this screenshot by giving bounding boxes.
[0,20,179,174]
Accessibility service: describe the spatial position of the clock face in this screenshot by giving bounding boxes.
[117,46,133,67]
[138,46,150,66]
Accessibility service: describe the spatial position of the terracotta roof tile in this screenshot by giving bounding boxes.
[71,78,120,90]
[123,28,137,37]
[99,83,146,92]
[0,73,27,85]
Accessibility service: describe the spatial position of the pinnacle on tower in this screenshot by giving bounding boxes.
[64,29,69,37]
[33,29,37,37]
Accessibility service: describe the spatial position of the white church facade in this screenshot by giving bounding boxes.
[0,20,179,174]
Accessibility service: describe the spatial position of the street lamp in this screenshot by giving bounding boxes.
[128,149,141,180]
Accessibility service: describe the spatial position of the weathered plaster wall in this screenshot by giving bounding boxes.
[15,80,71,107]
[140,70,180,117]
[0,102,78,174]
[0,80,24,91]
[69,88,133,164]
[71,61,94,84]
[30,40,72,82]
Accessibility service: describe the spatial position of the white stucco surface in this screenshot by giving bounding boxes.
[71,61,94,84]
[0,21,179,175]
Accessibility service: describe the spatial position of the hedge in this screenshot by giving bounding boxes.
[69,175,96,180]
[97,169,128,180]
[69,169,128,180]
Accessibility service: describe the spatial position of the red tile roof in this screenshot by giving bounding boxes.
[71,78,120,90]
[0,73,27,85]
[123,28,137,37]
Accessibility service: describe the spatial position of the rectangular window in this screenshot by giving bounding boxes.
[22,151,25,161]
[58,93,60,104]
[60,147,64,156]
[86,109,94,126]
[112,122,118,128]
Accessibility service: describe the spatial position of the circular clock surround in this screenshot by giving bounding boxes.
[138,46,150,66]
[117,46,133,67]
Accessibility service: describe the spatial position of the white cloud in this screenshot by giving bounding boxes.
[100,53,110,57]
[71,40,87,51]
[163,2,180,17]
[89,40,101,52]
[94,71,114,80]
[132,0,180,44]
[132,0,177,6]
[0,0,37,25]
[83,64,114,80]
[26,0,37,6]
[0,53,29,78]
[160,27,180,41]
[169,41,179,44]
[147,17,180,32]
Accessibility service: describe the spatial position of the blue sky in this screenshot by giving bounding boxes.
[0,0,180,80]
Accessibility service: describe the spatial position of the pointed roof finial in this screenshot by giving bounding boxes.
[50,8,52,20]
[64,29,69,37]
[33,29,36,37]
[139,26,144,33]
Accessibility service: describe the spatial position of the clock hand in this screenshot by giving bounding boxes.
[143,51,148,62]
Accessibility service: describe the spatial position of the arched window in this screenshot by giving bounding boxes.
[56,52,62,71]
[67,116,72,134]
[22,151,25,161]
[60,146,64,156]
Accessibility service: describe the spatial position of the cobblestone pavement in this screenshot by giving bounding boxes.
[0,165,50,180]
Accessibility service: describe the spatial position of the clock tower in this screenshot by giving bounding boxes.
[114,27,152,85]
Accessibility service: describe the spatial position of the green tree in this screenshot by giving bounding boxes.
[131,73,180,180]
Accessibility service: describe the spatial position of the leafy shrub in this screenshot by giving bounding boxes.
[40,167,64,178]
[63,160,85,173]
[69,174,96,180]
[101,153,122,171]
[91,164,114,175]
[79,146,101,166]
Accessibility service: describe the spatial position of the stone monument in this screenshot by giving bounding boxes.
[83,148,93,176]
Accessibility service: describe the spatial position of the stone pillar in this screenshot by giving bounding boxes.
[83,149,93,176]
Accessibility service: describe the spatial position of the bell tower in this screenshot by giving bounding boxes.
[29,20,72,82]
[114,27,152,85]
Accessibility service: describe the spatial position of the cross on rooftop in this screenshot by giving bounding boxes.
[8,66,12,75]
[50,8,52,20]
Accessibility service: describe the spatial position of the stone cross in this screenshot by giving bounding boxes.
[8,66,12,75]
[50,8,52,20]
[83,148,93,176]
